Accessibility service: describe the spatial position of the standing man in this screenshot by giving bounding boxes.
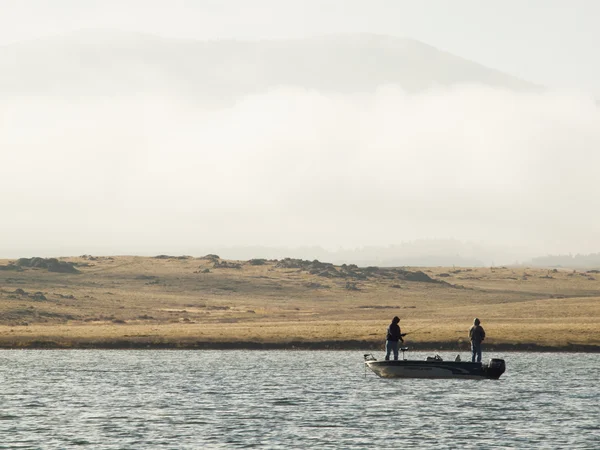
[469,318,486,363]
[385,316,406,361]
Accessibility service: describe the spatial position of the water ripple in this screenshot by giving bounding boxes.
[0,350,598,449]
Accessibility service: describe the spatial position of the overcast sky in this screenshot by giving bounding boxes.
[2,0,599,94]
[1,1,599,261]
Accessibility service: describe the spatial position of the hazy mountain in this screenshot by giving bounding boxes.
[5,30,597,262]
[185,239,537,267]
[528,253,600,269]
[177,244,600,269]
[0,30,538,105]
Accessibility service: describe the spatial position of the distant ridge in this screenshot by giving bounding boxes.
[0,30,539,104]
[180,239,529,267]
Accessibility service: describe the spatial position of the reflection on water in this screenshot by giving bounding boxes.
[0,350,598,449]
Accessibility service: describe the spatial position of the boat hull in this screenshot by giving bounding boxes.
[365,358,505,380]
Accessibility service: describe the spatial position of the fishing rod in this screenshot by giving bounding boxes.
[402,326,429,336]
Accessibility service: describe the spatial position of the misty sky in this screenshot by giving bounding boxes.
[2,0,600,94]
[1,1,600,261]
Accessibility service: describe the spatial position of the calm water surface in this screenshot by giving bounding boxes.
[0,350,598,449]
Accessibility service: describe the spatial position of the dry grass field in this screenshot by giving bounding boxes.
[1,255,599,351]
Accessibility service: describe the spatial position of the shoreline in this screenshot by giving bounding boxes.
[1,339,598,352]
[2,257,599,353]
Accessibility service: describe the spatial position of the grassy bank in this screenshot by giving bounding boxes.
[1,255,599,351]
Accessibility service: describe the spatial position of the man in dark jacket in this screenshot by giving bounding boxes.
[385,316,406,360]
[469,318,486,362]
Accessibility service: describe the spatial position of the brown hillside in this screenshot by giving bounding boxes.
[1,255,599,350]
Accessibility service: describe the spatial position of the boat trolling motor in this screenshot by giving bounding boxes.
[363,347,410,363]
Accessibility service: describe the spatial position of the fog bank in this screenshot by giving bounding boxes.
[2,82,599,261]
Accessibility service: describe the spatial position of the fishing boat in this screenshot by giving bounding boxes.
[364,348,506,380]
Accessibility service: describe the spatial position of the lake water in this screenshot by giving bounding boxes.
[0,350,598,449]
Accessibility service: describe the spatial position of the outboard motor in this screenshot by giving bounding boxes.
[484,358,506,379]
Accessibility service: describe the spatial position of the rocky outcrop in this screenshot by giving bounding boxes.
[15,257,79,273]
[10,289,47,301]
[248,259,267,266]
[153,255,191,260]
[213,261,241,269]
[272,258,440,283]
[199,254,220,262]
